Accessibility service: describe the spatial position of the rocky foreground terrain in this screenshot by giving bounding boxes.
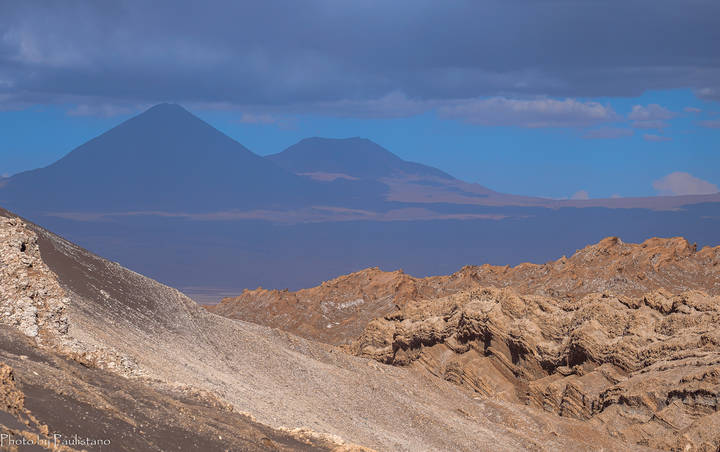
[212,237,720,451]
[0,206,645,451]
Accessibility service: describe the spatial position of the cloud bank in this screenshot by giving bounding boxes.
[582,127,634,139]
[653,172,719,196]
[643,134,672,142]
[0,1,719,118]
[628,104,676,121]
[438,98,617,128]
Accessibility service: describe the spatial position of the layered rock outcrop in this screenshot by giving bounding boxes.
[349,287,720,451]
[0,213,142,376]
[0,215,69,342]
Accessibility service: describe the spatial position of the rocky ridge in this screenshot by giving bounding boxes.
[209,269,413,344]
[211,236,720,346]
[0,213,142,376]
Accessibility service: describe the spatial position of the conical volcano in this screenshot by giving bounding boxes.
[0,104,324,212]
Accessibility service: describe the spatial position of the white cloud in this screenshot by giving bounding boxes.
[437,97,617,128]
[629,105,674,131]
[628,104,675,121]
[631,120,669,129]
[653,172,719,196]
[237,113,278,124]
[67,103,138,117]
[571,190,590,200]
[582,127,633,139]
[684,106,701,113]
[312,91,432,118]
[643,133,672,142]
[696,87,720,101]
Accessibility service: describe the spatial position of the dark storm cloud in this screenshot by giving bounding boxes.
[1,0,719,116]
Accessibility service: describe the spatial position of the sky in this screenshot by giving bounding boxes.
[1,0,719,199]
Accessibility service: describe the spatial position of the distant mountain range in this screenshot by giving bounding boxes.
[1,104,719,297]
[0,104,389,214]
[3,103,718,218]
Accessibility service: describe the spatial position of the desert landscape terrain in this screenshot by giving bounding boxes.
[1,207,718,451]
[2,2,718,451]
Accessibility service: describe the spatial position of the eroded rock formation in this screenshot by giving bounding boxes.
[348,288,720,451]
[212,235,720,451]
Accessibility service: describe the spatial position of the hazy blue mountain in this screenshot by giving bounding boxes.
[0,104,386,213]
[268,137,454,180]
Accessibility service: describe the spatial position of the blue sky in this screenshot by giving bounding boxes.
[1,1,718,199]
